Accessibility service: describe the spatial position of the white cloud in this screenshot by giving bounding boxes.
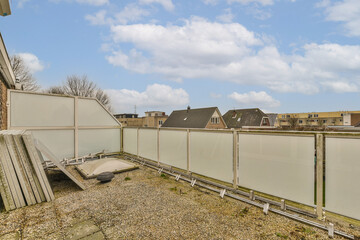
[227,0,274,6]
[203,0,219,5]
[85,5,150,26]
[17,0,30,8]
[17,53,44,74]
[216,8,234,23]
[85,10,111,25]
[139,0,175,11]
[321,81,359,93]
[105,84,189,113]
[320,0,360,36]
[104,17,360,94]
[228,91,280,108]
[50,0,108,6]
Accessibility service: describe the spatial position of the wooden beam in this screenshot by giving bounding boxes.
[316,133,324,220]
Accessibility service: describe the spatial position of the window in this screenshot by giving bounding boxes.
[282,115,285,118]
[308,114,312,118]
[286,115,290,118]
[211,117,220,124]
[341,113,344,116]
[262,118,267,124]
[158,120,163,126]
[299,120,303,124]
[314,114,319,117]
[323,120,327,123]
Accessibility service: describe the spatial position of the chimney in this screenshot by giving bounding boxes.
[187,106,190,113]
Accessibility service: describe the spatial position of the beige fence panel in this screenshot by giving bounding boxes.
[78,129,121,156]
[238,133,315,206]
[10,91,74,127]
[325,137,360,220]
[159,129,187,170]
[78,98,119,126]
[31,130,74,160]
[138,128,157,161]
[123,128,138,155]
[9,90,121,159]
[190,131,233,183]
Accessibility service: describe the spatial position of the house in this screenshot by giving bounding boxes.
[0,33,16,129]
[222,108,270,129]
[143,111,168,128]
[161,106,226,129]
[114,111,168,128]
[277,111,360,127]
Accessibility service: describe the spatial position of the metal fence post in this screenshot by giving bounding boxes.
[187,129,190,173]
[137,127,139,158]
[157,128,160,164]
[74,96,78,159]
[316,133,324,220]
[233,130,238,188]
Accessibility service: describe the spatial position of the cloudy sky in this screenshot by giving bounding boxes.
[2,0,360,115]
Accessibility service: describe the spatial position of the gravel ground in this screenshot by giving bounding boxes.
[0,160,359,240]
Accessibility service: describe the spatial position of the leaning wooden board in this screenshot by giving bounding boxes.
[22,134,55,202]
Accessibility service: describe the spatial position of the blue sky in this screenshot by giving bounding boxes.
[2,0,360,115]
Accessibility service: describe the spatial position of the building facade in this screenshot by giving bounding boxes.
[277,111,360,127]
[114,111,168,128]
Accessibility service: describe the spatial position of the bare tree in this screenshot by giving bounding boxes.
[288,117,299,128]
[46,75,112,111]
[10,55,40,91]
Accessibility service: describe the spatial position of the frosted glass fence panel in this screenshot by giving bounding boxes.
[123,128,138,155]
[159,129,187,170]
[78,99,119,126]
[10,92,74,127]
[78,129,121,156]
[190,131,233,183]
[239,134,314,206]
[31,130,74,160]
[326,137,360,220]
[138,129,157,161]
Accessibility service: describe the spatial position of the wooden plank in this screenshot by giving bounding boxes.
[34,140,86,190]
[316,133,324,220]
[0,135,25,208]
[4,134,36,205]
[13,134,45,203]
[22,134,55,202]
[0,150,16,211]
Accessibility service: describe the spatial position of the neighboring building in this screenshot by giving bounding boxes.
[161,106,226,129]
[0,33,16,130]
[143,111,168,128]
[277,111,360,127]
[0,0,12,17]
[222,108,270,129]
[114,111,168,128]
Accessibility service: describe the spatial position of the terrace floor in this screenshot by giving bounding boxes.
[0,160,359,240]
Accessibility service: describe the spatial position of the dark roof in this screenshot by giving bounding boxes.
[222,108,268,128]
[161,107,218,128]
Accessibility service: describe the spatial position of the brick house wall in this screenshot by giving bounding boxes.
[0,78,8,130]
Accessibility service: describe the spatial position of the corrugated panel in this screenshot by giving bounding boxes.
[10,92,74,127]
[325,137,360,220]
[78,129,120,156]
[159,129,187,170]
[138,129,157,161]
[190,131,233,183]
[238,134,315,206]
[123,128,138,155]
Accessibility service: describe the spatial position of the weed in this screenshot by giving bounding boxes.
[275,232,288,239]
[124,177,131,181]
[160,173,169,179]
[170,187,177,191]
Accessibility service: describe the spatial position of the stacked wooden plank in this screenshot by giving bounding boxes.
[0,130,55,211]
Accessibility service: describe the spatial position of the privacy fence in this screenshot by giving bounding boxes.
[123,127,360,221]
[8,90,121,160]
